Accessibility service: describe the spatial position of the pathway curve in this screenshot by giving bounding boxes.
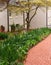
[24,34,51,65]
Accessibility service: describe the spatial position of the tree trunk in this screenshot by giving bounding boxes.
[26,12,30,31]
[27,21,30,31]
[7,9,9,32]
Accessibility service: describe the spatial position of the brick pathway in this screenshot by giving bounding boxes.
[24,34,51,65]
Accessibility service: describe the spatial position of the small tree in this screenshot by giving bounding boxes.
[8,0,40,31]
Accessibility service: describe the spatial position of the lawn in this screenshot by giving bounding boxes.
[0,28,51,65]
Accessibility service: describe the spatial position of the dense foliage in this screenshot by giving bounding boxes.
[0,28,51,65]
[0,32,8,40]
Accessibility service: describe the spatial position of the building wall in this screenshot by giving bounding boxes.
[48,7,51,28]
[0,7,46,31]
[0,9,7,31]
[30,7,46,29]
[9,13,23,31]
[0,9,23,31]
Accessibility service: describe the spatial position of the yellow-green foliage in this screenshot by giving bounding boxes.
[8,0,51,13]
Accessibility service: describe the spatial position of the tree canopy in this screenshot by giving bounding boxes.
[0,0,51,12]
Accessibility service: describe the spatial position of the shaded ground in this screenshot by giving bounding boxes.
[24,34,51,65]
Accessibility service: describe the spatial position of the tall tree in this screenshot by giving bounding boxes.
[8,0,41,31]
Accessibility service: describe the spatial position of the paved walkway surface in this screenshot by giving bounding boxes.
[24,34,51,65]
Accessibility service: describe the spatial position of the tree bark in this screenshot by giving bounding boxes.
[26,12,30,31]
[27,21,30,31]
[7,9,9,32]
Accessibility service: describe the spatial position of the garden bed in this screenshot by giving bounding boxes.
[0,32,8,40]
[0,28,51,65]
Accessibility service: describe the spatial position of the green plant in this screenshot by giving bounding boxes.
[0,38,18,65]
[0,32,8,40]
[0,25,5,32]
[16,24,23,32]
[0,28,51,65]
[10,23,15,32]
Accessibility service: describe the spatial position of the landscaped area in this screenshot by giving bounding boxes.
[0,0,51,65]
[0,28,51,65]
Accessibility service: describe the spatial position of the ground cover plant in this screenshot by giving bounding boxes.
[0,28,51,65]
[0,32,8,40]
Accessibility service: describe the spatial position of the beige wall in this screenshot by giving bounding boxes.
[0,7,46,31]
[9,14,23,31]
[30,7,46,29]
[0,10,23,31]
[48,7,51,28]
[0,9,7,31]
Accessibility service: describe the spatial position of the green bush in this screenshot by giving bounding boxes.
[0,32,8,40]
[0,28,51,65]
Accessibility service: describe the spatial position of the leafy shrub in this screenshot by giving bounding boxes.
[0,32,8,40]
[0,28,51,65]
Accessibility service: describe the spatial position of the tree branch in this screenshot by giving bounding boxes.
[29,5,40,22]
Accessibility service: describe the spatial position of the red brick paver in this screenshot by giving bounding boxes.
[24,34,51,65]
